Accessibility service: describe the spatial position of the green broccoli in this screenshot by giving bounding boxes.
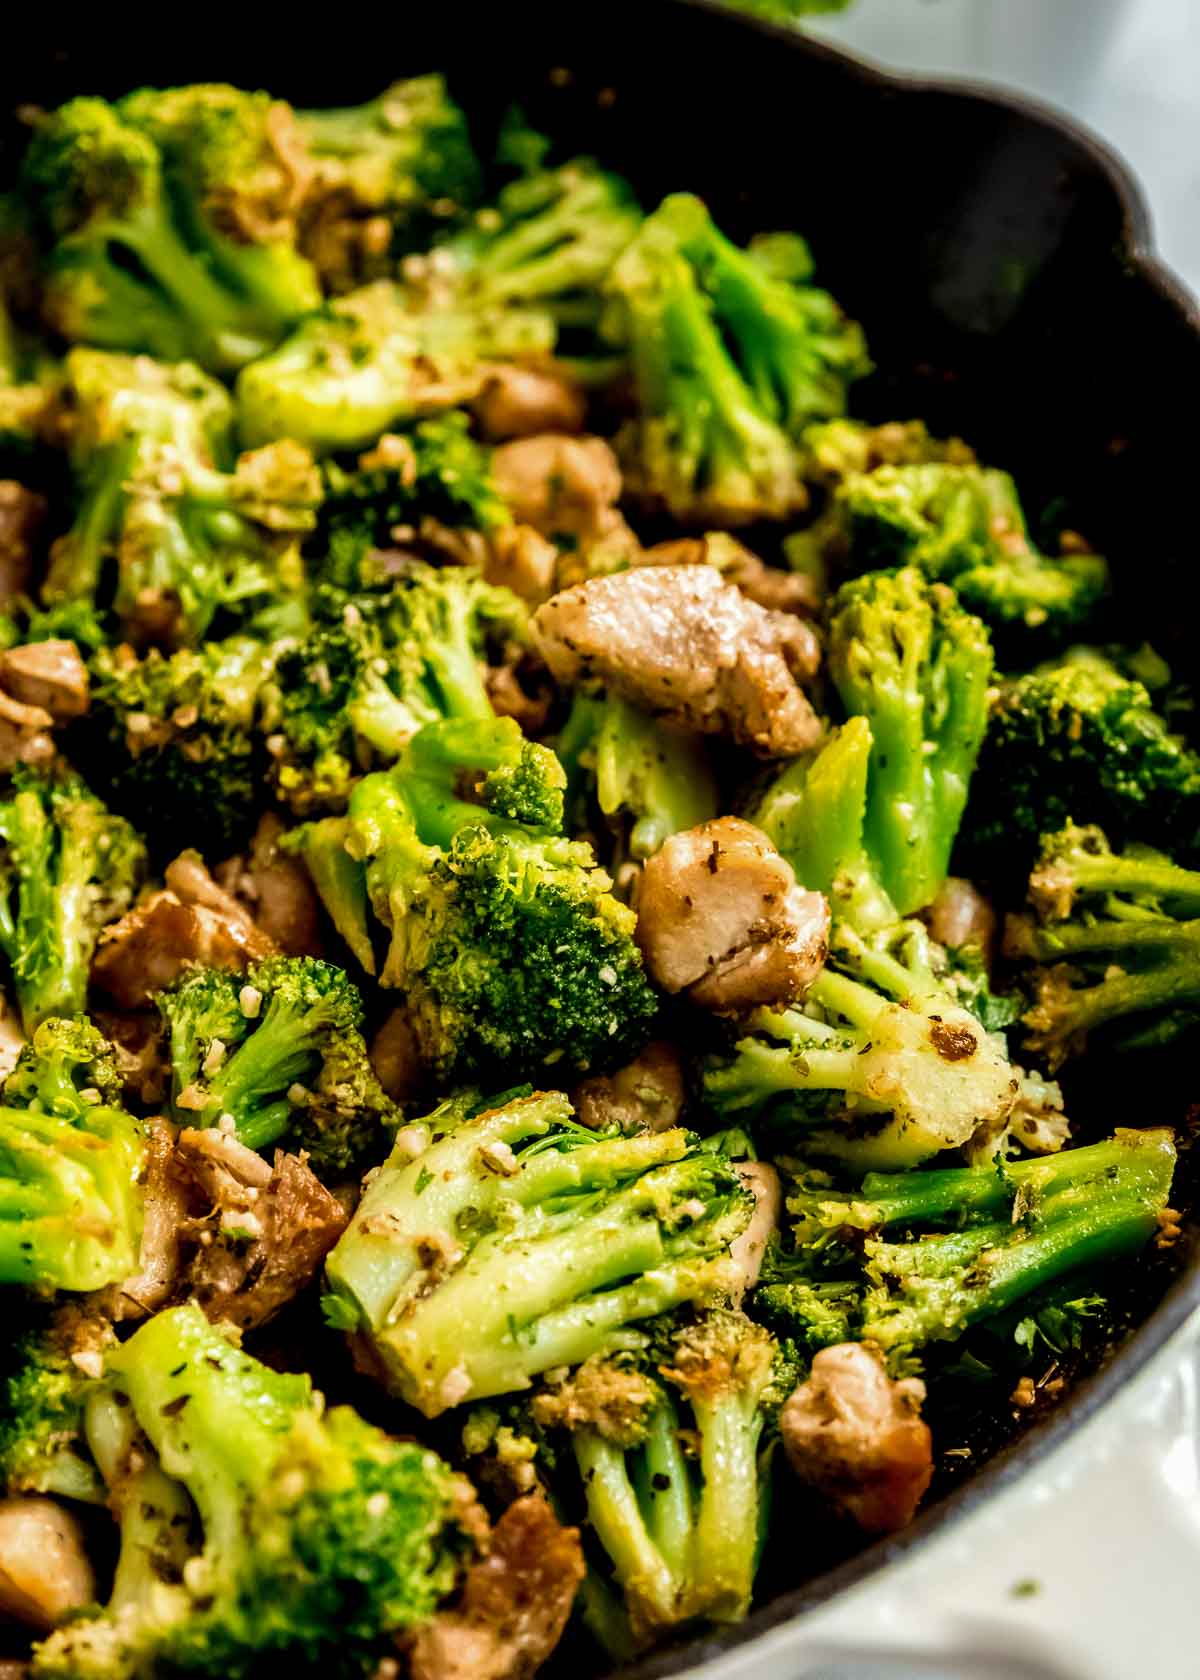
[264,560,530,814]
[720,720,1021,1168]
[1006,823,1200,1067]
[298,75,482,291]
[289,716,658,1084]
[827,566,994,917]
[324,1089,752,1416]
[87,637,270,861]
[964,651,1200,873]
[0,770,144,1032]
[604,195,866,525]
[777,1128,1177,1353]
[156,956,397,1174]
[0,1016,145,1291]
[34,1303,478,1680]
[527,1309,796,1649]
[42,349,321,647]
[19,90,320,371]
[557,689,719,863]
[828,462,1109,657]
[0,1303,109,1502]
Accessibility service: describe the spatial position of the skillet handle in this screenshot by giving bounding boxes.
[704,1311,1200,1680]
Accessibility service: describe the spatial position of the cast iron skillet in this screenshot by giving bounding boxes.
[5,5,1200,1672]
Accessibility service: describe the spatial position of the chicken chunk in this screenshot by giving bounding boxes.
[472,365,587,442]
[729,1161,781,1302]
[0,482,45,605]
[780,1343,933,1536]
[923,875,997,967]
[636,817,829,1012]
[0,640,89,721]
[533,567,822,757]
[491,433,640,576]
[642,534,819,617]
[370,1007,423,1103]
[176,1129,349,1332]
[216,813,325,958]
[0,1498,96,1631]
[479,523,559,604]
[572,1040,685,1134]
[0,688,55,771]
[409,1496,585,1680]
[93,851,277,1010]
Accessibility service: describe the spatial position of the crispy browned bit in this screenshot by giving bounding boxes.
[636,817,829,1012]
[929,1020,979,1062]
[533,567,822,758]
[780,1343,933,1536]
[471,366,587,442]
[572,1039,685,1134]
[0,1498,96,1631]
[408,1496,585,1680]
[641,533,819,617]
[93,851,277,1010]
[0,481,46,605]
[175,1129,349,1333]
[532,1357,658,1445]
[1156,1206,1183,1249]
[215,813,326,958]
[0,639,89,723]
[729,1161,782,1303]
[1010,1376,1037,1409]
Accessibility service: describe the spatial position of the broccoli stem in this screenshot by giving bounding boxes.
[574,1430,681,1629]
[284,817,376,975]
[638,1399,693,1578]
[687,1387,763,1621]
[1041,847,1200,916]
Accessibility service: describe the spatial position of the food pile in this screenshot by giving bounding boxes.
[0,73,1193,1678]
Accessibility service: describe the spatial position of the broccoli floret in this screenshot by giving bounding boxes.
[0,1303,110,1502]
[265,560,529,815]
[0,1017,145,1291]
[603,195,866,526]
[723,722,1021,1168]
[528,1309,796,1648]
[157,956,397,1174]
[829,462,1109,658]
[20,91,320,372]
[966,652,1200,876]
[324,1090,752,1416]
[290,716,658,1084]
[1006,823,1200,1068]
[87,637,270,861]
[0,769,144,1032]
[34,1303,477,1680]
[778,1129,1176,1354]
[298,76,481,292]
[827,566,994,917]
[557,689,719,862]
[42,349,321,647]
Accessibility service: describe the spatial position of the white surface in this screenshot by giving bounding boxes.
[696,1312,1200,1679]
[808,0,1200,298]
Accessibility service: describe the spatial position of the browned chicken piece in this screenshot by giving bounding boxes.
[0,687,55,771]
[93,851,277,1010]
[533,567,823,758]
[409,1496,585,1680]
[636,817,829,1013]
[0,1498,96,1631]
[780,1343,933,1536]
[216,813,325,958]
[90,1009,167,1107]
[106,1120,192,1322]
[479,523,559,603]
[472,365,587,442]
[483,660,552,735]
[729,1161,782,1302]
[491,434,641,576]
[0,482,46,605]
[175,1129,349,1332]
[923,875,997,967]
[572,1039,685,1134]
[642,534,819,618]
[370,1006,424,1103]
[0,640,89,721]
